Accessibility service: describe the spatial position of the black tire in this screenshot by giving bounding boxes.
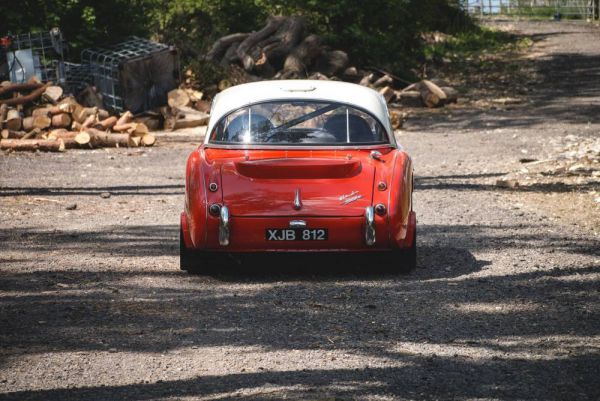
[388,227,416,274]
[400,227,417,273]
[179,227,195,271]
[180,227,222,274]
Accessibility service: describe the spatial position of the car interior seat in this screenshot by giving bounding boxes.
[223,112,273,142]
[323,113,374,143]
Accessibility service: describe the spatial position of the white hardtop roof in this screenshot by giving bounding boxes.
[205,80,392,141]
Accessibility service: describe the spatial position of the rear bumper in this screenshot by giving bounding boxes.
[218,216,388,252]
[181,211,416,253]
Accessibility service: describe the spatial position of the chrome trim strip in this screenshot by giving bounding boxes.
[205,99,396,146]
[293,189,302,210]
[365,206,376,246]
[219,205,230,246]
[289,220,307,228]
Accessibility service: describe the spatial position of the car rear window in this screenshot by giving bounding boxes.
[209,101,388,145]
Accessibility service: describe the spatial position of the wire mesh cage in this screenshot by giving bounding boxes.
[45,61,92,94]
[82,37,180,113]
[5,28,67,83]
[462,0,599,19]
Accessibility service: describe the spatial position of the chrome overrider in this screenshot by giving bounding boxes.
[293,188,302,210]
[219,205,230,246]
[365,206,376,246]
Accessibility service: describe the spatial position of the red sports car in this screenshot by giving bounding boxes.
[180,80,415,272]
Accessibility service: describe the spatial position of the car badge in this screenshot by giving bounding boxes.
[289,220,307,228]
[293,189,302,210]
[339,191,363,205]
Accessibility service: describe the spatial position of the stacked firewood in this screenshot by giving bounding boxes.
[0,79,155,152]
[205,16,351,83]
[360,73,459,109]
[162,88,210,131]
[205,16,459,111]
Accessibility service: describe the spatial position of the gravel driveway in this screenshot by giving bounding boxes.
[1,20,599,400]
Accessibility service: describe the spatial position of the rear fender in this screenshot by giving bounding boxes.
[180,212,193,248]
[371,149,397,247]
[185,148,223,249]
[388,151,414,249]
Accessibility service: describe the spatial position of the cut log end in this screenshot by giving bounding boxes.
[141,134,156,146]
[168,89,192,109]
[33,115,51,130]
[43,86,63,103]
[75,132,91,145]
[51,113,72,128]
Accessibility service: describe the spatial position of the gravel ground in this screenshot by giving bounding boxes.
[1,20,599,400]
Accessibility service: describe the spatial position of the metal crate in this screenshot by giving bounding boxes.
[44,61,92,94]
[82,37,179,113]
[5,28,66,83]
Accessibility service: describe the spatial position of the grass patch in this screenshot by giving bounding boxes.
[423,27,532,63]
[503,6,590,20]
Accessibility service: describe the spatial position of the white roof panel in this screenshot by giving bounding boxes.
[205,80,392,140]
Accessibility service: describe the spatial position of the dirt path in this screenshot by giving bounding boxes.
[1,20,599,400]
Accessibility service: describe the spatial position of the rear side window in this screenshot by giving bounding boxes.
[209,101,388,145]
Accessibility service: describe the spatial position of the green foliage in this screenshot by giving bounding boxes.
[0,0,151,59]
[503,6,587,20]
[185,58,226,89]
[423,27,530,64]
[0,0,477,77]
[420,26,531,83]
[249,0,476,73]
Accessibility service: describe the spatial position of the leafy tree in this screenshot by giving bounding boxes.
[0,0,474,77]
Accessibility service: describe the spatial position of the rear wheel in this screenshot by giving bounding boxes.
[179,227,195,271]
[401,227,417,272]
[180,228,216,274]
[389,228,416,274]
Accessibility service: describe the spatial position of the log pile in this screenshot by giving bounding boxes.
[162,88,210,131]
[362,75,459,109]
[0,79,156,152]
[204,16,459,110]
[205,16,353,83]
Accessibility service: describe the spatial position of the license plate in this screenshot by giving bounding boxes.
[266,228,328,241]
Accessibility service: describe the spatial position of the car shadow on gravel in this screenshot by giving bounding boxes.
[1,261,598,400]
[1,351,598,401]
[404,50,600,133]
[416,174,600,194]
[2,222,599,399]
[197,241,488,282]
[0,225,179,258]
[0,184,184,197]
